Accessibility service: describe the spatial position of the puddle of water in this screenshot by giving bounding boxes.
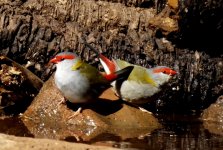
[1,115,223,149]
[0,116,33,137]
[81,114,223,149]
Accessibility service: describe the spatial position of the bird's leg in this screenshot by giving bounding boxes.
[138,107,152,114]
[73,134,80,142]
[130,103,153,114]
[123,101,153,114]
[68,107,82,119]
[57,97,66,107]
[63,130,81,142]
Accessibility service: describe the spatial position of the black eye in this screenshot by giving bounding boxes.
[163,71,167,73]
[60,58,65,61]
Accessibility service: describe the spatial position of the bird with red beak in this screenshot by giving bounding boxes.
[49,52,133,114]
[84,43,177,104]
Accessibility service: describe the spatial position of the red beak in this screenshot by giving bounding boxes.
[169,69,177,76]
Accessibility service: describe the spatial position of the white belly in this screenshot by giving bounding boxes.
[112,80,160,104]
[55,69,90,103]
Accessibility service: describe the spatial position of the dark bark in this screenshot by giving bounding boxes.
[0,0,223,113]
[169,0,223,56]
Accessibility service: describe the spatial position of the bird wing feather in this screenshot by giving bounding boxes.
[72,60,108,85]
[114,59,157,87]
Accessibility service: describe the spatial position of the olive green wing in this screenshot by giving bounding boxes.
[115,59,157,87]
[114,59,132,69]
[72,60,108,85]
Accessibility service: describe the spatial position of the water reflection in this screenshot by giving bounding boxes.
[87,114,223,149]
[145,128,221,150]
[0,116,33,137]
[1,115,223,149]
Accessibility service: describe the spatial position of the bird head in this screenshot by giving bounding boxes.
[49,52,80,70]
[149,66,177,86]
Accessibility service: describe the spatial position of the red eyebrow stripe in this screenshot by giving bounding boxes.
[153,68,177,75]
[153,68,165,73]
[56,55,75,60]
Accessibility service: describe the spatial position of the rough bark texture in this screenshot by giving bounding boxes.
[0,0,223,112]
[0,56,43,115]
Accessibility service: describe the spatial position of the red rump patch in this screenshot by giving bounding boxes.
[99,54,116,73]
[103,73,118,81]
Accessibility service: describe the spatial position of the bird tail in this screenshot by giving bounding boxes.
[103,66,134,82]
[83,40,117,75]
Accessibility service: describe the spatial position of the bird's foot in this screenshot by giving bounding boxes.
[57,98,66,106]
[68,107,82,120]
[73,134,80,142]
[114,91,119,97]
[64,130,81,142]
[138,107,153,114]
